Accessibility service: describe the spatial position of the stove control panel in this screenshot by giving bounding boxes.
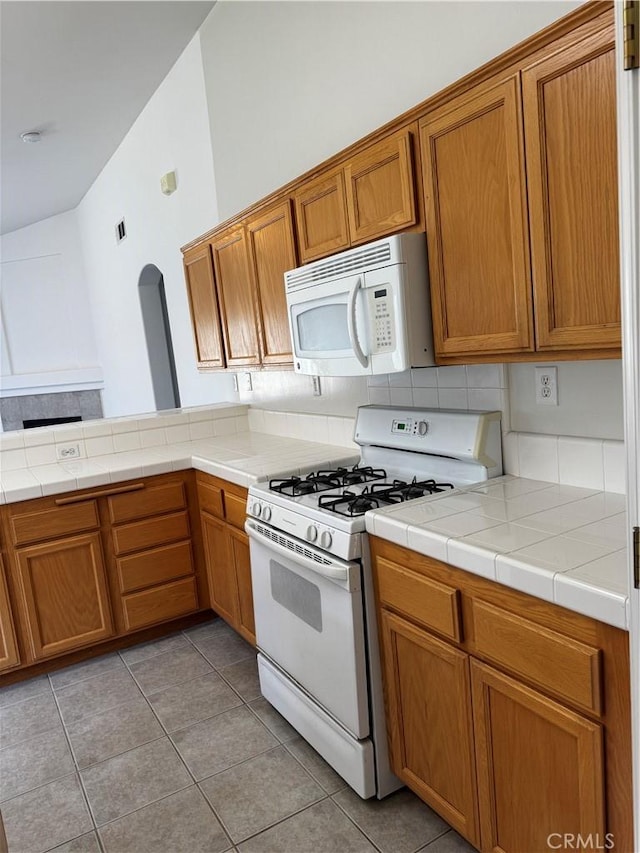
[392,418,429,437]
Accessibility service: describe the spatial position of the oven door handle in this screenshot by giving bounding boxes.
[347,276,369,369]
[245,520,351,582]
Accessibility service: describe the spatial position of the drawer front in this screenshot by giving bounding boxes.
[122,576,199,631]
[376,557,462,643]
[11,501,100,546]
[197,481,224,520]
[468,599,602,715]
[117,541,194,593]
[108,481,186,524]
[112,511,190,556]
[224,491,247,530]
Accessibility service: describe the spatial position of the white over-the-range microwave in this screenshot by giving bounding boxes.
[284,232,435,376]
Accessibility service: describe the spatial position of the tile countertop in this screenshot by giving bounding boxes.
[365,475,630,631]
[0,430,358,504]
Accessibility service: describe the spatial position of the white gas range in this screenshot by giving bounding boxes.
[245,405,503,799]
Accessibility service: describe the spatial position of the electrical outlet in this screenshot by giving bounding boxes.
[239,372,253,392]
[535,366,558,406]
[56,443,81,460]
[312,376,322,397]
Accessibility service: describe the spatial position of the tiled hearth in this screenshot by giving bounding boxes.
[0,391,103,432]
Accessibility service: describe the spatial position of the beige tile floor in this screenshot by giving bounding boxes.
[0,619,476,853]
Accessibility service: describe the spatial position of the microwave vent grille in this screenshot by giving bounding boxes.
[286,242,392,290]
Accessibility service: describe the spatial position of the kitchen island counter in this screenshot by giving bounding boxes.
[366,475,629,629]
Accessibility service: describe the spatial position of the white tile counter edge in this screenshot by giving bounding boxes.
[366,475,630,631]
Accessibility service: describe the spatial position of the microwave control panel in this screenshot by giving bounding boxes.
[370,287,395,353]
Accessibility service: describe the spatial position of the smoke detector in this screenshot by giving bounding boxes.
[20,131,42,144]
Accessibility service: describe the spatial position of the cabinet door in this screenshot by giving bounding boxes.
[420,76,533,357]
[523,25,620,351]
[0,557,19,671]
[344,129,417,245]
[200,511,238,626]
[211,228,261,367]
[294,171,350,263]
[15,533,113,660]
[229,527,255,646]
[471,659,605,853]
[247,202,296,366]
[183,244,226,369]
[380,610,479,846]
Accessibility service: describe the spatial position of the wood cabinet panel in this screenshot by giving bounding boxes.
[0,557,19,671]
[247,202,296,365]
[381,610,479,845]
[183,244,225,369]
[112,511,190,556]
[196,480,224,520]
[469,598,602,715]
[10,501,99,546]
[523,24,620,351]
[116,540,194,594]
[421,76,533,357]
[15,533,113,659]
[122,576,198,632]
[471,659,605,852]
[211,228,261,367]
[224,491,248,531]
[200,511,238,625]
[376,557,461,643]
[108,481,186,524]
[344,129,417,245]
[229,526,255,645]
[294,171,350,263]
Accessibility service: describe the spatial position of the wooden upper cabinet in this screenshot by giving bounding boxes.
[294,170,350,263]
[344,128,417,246]
[183,244,225,369]
[15,532,114,660]
[0,557,19,671]
[420,75,534,358]
[471,659,605,853]
[246,202,296,366]
[211,227,261,367]
[522,24,620,351]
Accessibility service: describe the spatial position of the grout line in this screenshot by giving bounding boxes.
[48,656,125,694]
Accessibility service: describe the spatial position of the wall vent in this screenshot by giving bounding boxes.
[115,218,127,243]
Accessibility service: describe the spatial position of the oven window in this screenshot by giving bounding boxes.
[296,304,350,352]
[270,560,323,632]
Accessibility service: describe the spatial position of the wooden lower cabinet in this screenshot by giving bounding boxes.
[229,526,255,642]
[471,660,605,853]
[371,537,632,853]
[201,512,237,626]
[381,610,479,845]
[15,532,114,660]
[0,557,20,671]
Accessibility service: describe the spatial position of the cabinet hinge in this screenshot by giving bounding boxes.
[624,1,640,70]
[634,526,640,589]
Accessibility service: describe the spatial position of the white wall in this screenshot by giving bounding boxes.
[0,209,102,394]
[77,33,236,418]
[200,0,583,220]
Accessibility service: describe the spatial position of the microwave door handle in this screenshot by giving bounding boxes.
[347,276,369,369]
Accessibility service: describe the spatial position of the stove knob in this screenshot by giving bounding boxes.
[306,525,318,543]
[262,505,272,522]
[418,420,429,436]
[320,530,333,549]
[251,500,262,518]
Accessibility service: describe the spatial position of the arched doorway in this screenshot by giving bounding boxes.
[138,264,181,410]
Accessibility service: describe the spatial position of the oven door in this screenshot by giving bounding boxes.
[245,519,370,738]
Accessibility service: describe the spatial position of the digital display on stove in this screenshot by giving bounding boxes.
[397,423,405,430]
[374,289,387,298]
[392,418,413,434]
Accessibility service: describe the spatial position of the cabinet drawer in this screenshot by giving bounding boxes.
[116,541,194,593]
[112,511,190,556]
[197,481,224,519]
[10,501,100,546]
[122,576,199,631]
[108,481,186,524]
[224,491,247,530]
[468,599,602,715]
[376,557,462,643]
